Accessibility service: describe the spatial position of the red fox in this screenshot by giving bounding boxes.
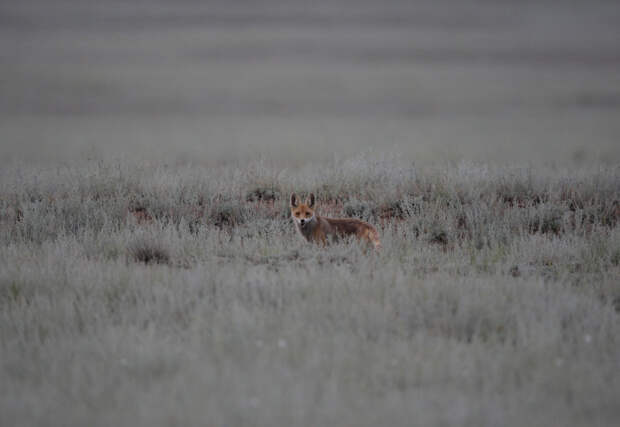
[290,193,382,250]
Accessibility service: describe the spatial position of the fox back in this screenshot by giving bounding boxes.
[290,193,382,249]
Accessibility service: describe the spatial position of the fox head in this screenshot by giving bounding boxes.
[290,193,315,228]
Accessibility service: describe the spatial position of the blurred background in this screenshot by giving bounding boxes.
[1,0,619,166]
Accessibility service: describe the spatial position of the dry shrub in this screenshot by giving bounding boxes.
[209,200,248,228]
[128,236,170,265]
[246,187,280,202]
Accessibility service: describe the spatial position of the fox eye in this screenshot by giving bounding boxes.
[295,212,300,217]
[305,213,311,217]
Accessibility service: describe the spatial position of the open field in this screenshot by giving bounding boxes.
[2,0,620,425]
[1,155,619,426]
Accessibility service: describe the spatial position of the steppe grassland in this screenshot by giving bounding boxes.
[1,153,619,426]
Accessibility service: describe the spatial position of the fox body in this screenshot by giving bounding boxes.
[290,193,382,249]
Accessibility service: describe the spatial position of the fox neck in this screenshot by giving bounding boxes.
[295,215,318,239]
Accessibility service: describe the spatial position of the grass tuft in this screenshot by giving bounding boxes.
[127,235,170,265]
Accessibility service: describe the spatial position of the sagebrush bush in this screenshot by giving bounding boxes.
[127,234,170,265]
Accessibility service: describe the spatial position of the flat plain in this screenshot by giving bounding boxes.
[1,1,620,426]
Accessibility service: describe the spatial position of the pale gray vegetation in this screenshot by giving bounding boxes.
[2,0,620,425]
[1,154,619,426]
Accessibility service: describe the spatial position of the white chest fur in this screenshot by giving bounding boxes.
[294,217,317,241]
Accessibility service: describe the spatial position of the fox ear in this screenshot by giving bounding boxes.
[290,193,298,207]
[307,193,315,208]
